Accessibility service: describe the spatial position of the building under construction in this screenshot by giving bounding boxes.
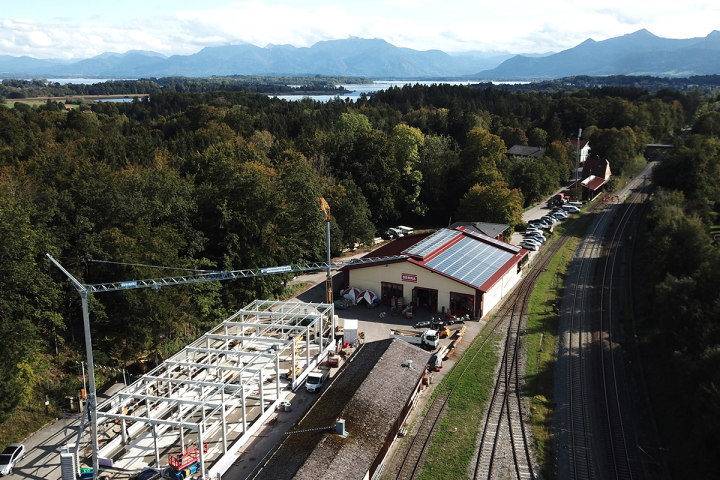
[84,300,336,479]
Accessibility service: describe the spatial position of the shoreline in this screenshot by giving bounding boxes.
[10,93,150,103]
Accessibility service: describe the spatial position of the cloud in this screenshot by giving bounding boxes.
[0,0,719,60]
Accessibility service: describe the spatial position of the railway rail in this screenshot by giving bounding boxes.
[561,161,657,480]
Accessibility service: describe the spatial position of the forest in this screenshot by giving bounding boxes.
[0,79,706,452]
[0,75,372,100]
[635,104,720,477]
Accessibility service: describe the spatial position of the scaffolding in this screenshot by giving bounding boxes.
[94,300,335,478]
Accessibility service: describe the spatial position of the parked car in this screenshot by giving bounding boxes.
[389,227,404,238]
[524,233,546,242]
[528,220,549,229]
[520,242,538,251]
[525,228,543,235]
[521,237,541,247]
[551,209,568,218]
[562,205,581,213]
[541,216,558,224]
[0,443,25,476]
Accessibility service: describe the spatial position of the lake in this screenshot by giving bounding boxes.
[271,80,529,102]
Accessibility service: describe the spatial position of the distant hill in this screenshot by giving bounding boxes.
[474,29,720,79]
[1,31,720,79]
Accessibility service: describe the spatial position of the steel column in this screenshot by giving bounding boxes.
[198,425,206,479]
[221,389,227,453]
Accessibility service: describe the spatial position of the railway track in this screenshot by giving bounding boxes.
[562,162,656,480]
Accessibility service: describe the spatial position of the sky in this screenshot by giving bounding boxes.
[1,0,718,59]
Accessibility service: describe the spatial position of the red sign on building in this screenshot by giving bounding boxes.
[401,273,417,283]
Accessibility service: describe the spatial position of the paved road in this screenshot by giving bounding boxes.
[7,383,126,480]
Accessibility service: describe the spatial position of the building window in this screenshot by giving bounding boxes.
[450,292,474,318]
[381,282,403,306]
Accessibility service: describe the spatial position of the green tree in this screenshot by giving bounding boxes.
[0,174,63,420]
[455,181,524,230]
[527,127,548,146]
[325,180,375,251]
[391,124,426,215]
[457,128,505,194]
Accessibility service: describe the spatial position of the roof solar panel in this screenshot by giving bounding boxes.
[404,229,461,258]
[425,237,514,289]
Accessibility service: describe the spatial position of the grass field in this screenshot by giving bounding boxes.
[419,326,501,479]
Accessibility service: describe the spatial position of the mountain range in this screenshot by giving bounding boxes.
[1,30,719,80]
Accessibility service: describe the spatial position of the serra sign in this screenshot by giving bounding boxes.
[402,273,417,283]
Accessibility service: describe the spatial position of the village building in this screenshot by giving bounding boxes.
[448,221,509,242]
[506,145,546,159]
[341,226,527,320]
[567,139,591,163]
[574,155,612,201]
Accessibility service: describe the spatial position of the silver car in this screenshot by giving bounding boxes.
[0,444,25,476]
[524,233,546,243]
[520,242,538,251]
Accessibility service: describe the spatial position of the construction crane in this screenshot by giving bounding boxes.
[46,251,407,479]
[320,197,333,305]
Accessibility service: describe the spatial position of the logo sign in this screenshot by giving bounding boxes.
[261,265,292,274]
[401,273,417,283]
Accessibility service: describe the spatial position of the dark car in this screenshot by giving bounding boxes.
[129,468,162,480]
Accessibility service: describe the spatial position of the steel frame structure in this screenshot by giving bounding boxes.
[96,300,335,478]
[46,252,405,479]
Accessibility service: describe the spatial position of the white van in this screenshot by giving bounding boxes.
[397,225,414,235]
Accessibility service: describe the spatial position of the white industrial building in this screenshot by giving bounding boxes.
[341,226,527,320]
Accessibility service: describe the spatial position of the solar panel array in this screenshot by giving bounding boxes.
[463,228,522,253]
[404,229,461,258]
[425,237,515,289]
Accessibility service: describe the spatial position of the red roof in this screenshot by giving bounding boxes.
[343,228,527,293]
[583,176,607,190]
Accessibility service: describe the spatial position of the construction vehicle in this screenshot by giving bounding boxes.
[305,364,330,393]
[439,326,450,339]
[390,328,439,349]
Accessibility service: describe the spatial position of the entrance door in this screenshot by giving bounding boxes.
[450,292,474,318]
[413,287,438,313]
[381,282,403,306]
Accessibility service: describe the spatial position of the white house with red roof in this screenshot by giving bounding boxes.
[568,139,591,163]
[341,226,528,320]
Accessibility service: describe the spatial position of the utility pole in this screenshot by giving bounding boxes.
[576,128,583,200]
